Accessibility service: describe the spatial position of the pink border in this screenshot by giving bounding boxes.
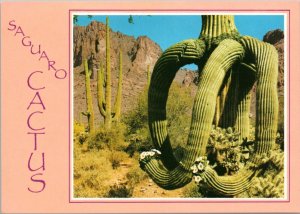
[69,9,290,204]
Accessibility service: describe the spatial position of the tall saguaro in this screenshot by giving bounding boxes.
[97,17,123,129]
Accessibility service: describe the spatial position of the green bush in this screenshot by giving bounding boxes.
[74,121,88,144]
[206,127,247,176]
[123,83,194,156]
[182,182,202,198]
[106,184,133,198]
[86,124,128,151]
[236,146,284,198]
[108,150,127,169]
[73,147,115,198]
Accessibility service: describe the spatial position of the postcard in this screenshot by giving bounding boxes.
[1,0,300,213]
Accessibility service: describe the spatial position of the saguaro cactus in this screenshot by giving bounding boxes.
[82,59,95,132]
[97,17,123,129]
[140,15,279,196]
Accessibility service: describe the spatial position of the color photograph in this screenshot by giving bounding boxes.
[72,14,286,199]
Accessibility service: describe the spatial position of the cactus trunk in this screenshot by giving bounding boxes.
[104,16,112,129]
[97,16,123,129]
[83,59,95,132]
[113,49,123,122]
[97,62,106,117]
[240,37,279,154]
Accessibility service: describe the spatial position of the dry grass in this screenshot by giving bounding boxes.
[74,142,117,197]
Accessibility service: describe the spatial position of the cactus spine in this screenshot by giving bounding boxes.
[141,15,279,196]
[97,16,123,129]
[82,59,95,132]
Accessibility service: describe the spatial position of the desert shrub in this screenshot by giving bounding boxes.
[74,120,85,133]
[205,126,252,176]
[276,129,284,150]
[182,182,202,198]
[106,184,133,198]
[166,83,194,148]
[74,141,132,198]
[247,172,284,198]
[86,124,128,151]
[190,125,285,198]
[108,150,127,169]
[74,121,88,144]
[73,146,114,197]
[124,88,149,134]
[236,146,285,198]
[124,128,152,157]
[123,83,194,156]
[122,88,152,156]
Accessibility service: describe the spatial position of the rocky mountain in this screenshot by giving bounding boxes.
[73,21,196,123]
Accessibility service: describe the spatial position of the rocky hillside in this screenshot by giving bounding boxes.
[73,21,196,123]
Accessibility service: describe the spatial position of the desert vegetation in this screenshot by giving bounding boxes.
[73,82,197,198]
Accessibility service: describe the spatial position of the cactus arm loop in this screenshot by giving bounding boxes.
[143,39,245,190]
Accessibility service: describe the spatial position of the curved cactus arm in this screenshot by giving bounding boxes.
[97,62,106,117]
[105,16,112,129]
[144,39,244,189]
[199,38,279,197]
[148,39,206,170]
[240,36,279,155]
[200,167,256,196]
[187,39,244,157]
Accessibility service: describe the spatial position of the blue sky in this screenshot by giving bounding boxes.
[75,15,284,69]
